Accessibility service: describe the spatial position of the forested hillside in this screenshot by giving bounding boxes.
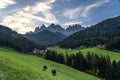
[0,25,45,52]
[59,16,120,48]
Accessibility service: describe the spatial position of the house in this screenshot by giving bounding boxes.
[69,48,72,51]
[33,48,38,54]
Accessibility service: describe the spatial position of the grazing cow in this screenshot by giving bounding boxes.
[42,65,47,72]
[51,69,56,76]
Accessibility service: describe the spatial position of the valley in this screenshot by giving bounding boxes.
[0,3,120,79]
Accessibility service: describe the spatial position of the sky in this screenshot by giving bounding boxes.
[0,0,120,34]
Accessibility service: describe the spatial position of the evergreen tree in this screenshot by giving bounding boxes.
[111,60,118,80]
[76,52,86,71]
[57,53,65,64]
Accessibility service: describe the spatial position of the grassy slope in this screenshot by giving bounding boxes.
[81,48,120,61]
[49,47,120,61]
[0,47,100,80]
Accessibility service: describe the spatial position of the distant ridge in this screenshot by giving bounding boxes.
[25,29,67,46]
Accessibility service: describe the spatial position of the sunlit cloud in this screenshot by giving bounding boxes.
[13,24,36,34]
[0,0,16,9]
[1,0,58,34]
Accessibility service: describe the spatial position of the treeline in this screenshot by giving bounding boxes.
[105,36,120,51]
[45,50,120,80]
[0,25,45,52]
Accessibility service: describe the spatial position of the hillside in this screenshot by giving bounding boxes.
[48,47,120,61]
[59,16,120,48]
[26,30,67,46]
[0,25,45,52]
[0,47,100,80]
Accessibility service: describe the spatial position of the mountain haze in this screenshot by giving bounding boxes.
[26,30,67,46]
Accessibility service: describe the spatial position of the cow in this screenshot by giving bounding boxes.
[51,69,56,76]
[42,65,47,72]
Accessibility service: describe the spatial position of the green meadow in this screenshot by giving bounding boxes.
[0,47,100,80]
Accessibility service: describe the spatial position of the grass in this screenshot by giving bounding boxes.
[81,48,120,61]
[48,47,120,61]
[0,47,100,80]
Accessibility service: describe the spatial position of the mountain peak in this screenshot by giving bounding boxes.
[35,24,47,32]
[33,23,85,36]
[48,23,63,29]
[66,24,85,35]
[49,23,56,26]
[67,24,82,29]
[41,24,47,29]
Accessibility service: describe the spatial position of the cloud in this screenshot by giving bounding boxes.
[13,24,36,34]
[64,21,82,26]
[63,7,83,19]
[0,0,16,9]
[81,0,110,17]
[63,0,110,19]
[1,0,58,34]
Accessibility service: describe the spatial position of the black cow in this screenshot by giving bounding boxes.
[51,69,56,76]
[42,65,47,71]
